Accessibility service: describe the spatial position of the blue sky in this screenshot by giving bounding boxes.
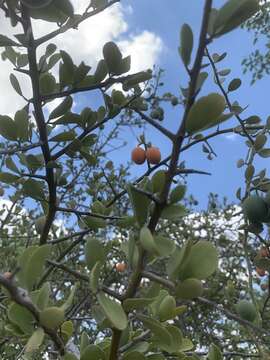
[105,0,269,208]
[0,0,268,210]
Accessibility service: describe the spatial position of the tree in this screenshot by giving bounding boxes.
[0,0,269,359]
[242,0,270,83]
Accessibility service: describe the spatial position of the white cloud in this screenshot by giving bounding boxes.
[0,2,163,116]
[119,31,163,72]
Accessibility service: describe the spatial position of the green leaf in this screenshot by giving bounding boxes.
[127,184,150,226]
[154,235,175,257]
[151,170,166,193]
[97,291,128,330]
[0,172,19,184]
[84,215,106,230]
[137,315,172,349]
[254,134,267,151]
[178,338,194,352]
[186,93,226,134]
[0,34,18,47]
[6,156,20,174]
[258,149,270,158]
[85,237,106,270]
[167,240,193,280]
[14,109,29,141]
[162,325,183,353]
[161,204,187,220]
[26,154,44,170]
[25,328,45,354]
[103,41,122,74]
[10,73,22,95]
[123,297,155,312]
[8,303,35,334]
[179,23,193,66]
[90,261,102,293]
[24,244,52,290]
[61,321,74,344]
[228,78,241,92]
[123,352,146,360]
[208,343,223,360]
[80,331,90,354]
[169,184,186,203]
[39,72,56,95]
[94,59,108,83]
[62,353,78,360]
[73,61,91,85]
[180,241,219,280]
[158,295,176,322]
[0,115,17,140]
[50,130,76,142]
[214,0,260,37]
[35,282,51,311]
[60,50,75,85]
[61,284,77,311]
[21,0,53,9]
[22,179,45,201]
[49,96,73,119]
[81,345,105,360]
[40,306,65,329]
[140,226,158,254]
[122,71,152,91]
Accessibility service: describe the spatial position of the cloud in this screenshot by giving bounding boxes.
[0,2,163,116]
[119,31,163,72]
[224,133,237,141]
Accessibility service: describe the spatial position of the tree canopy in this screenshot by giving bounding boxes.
[0,1,270,359]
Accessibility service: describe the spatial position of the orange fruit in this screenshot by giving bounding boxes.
[256,267,266,277]
[3,272,12,280]
[115,263,127,272]
[131,147,146,165]
[146,147,161,164]
[259,247,270,258]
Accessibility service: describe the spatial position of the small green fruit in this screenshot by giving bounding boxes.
[242,196,269,223]
[175,278,203,300]
[236,300,256,322]
[40,307,65,329]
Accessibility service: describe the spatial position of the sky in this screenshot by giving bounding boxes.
[0,0,269,209]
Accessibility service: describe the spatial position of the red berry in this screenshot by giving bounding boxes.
[131,147,146,165]
[146,147,161,164]
[115,263,127,272]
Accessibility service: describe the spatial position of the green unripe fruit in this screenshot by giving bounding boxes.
[242,196,269,223]
[236,300,256,323]
[158,295,176,322]
[35,216,46,235]
[40,307,65,329]
[175,278,203,300]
